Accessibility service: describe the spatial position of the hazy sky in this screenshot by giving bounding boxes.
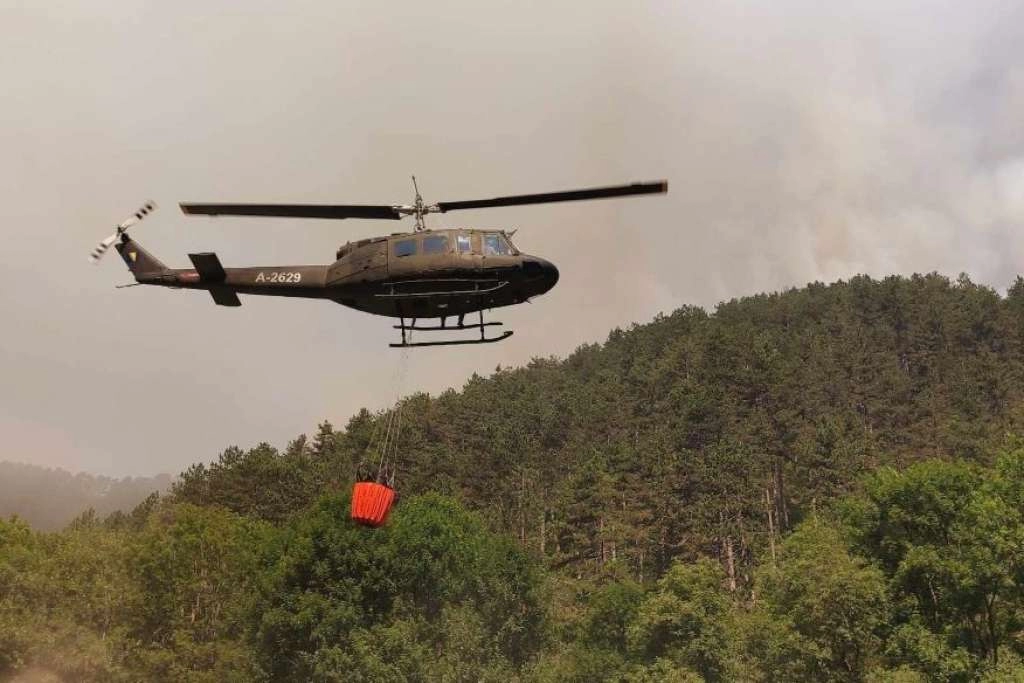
[3,0,1023,476]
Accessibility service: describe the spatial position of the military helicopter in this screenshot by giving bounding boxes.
[90,179,667,347]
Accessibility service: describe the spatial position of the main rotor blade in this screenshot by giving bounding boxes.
[180,203,403,220]
[436,180,668,213]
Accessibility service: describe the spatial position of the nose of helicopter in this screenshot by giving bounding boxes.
[540,258,559,289]
[523,256,559,294]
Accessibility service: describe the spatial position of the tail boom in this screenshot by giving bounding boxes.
[114,239,330,304]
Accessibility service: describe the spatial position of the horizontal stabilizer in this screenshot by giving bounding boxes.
[209,288,241,307]
[188,252,226,282]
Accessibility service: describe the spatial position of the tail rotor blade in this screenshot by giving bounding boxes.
[89,233,119,264]
[90,201,157,264]
[117,200,158,230]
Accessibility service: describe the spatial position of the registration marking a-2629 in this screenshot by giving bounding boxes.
[255,271,302,284]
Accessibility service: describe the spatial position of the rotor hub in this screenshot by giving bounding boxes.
[392,175,442,231]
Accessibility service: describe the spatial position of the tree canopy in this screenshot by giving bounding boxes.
[6,273,1024,680]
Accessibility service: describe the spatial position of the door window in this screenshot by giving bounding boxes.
[423,234,449,254]
[394,239,417,257]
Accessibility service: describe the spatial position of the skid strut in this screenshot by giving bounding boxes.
[390,310,513,348]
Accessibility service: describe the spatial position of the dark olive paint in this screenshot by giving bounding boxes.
[116,228,558,319]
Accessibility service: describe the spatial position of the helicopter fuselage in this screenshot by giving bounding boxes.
[130,228,559,319]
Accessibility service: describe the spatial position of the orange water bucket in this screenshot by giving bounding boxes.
[351,482,396,527]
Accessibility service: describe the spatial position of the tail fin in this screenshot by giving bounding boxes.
[115,237,167,279]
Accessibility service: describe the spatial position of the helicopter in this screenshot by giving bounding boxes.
[90,179,668,347]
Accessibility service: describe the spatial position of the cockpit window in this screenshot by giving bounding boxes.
[422,234,449,254]
[394,239,417,257]
[483,233,513,256]
[456,234,471,253]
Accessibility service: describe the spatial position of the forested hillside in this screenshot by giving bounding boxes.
[0,462,171,531]
[5,273,1024,681]
[179,273,1024,582]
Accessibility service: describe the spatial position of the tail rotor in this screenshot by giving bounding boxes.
[89,201,157,264]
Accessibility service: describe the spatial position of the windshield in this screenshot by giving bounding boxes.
[482,233,514,256]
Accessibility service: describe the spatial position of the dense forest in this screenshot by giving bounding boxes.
[0,463,170,531]
[5,273,1024,681]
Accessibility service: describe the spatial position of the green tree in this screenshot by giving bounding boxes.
[752,519,890,682]
[843,454,1024,678]
[126,504,268,681]
[252,492,545,681]
[0,517,134,680]
[627,559,734,681]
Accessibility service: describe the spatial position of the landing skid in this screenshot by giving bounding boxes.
[389,312,514,348]
[390,331,513,348]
